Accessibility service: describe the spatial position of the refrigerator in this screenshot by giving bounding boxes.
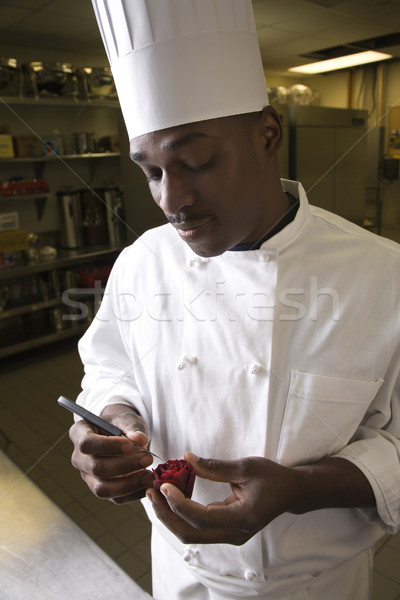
[274,105,368,225]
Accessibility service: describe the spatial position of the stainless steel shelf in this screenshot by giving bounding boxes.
[0,297,61,320]
[0,244,123,280]
[0,152,120,163]
[0,96,120,109]
[0,324,89,359]
[0,192,51,200]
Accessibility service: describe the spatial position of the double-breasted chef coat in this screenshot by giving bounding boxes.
[77,180,400,595]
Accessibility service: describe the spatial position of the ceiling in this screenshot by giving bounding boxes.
[0,0,399,76]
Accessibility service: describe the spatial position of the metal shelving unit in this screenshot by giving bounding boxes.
[0,95,126,358]
[0,245,123,359]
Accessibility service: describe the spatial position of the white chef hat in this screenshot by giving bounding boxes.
[92,0,269,140]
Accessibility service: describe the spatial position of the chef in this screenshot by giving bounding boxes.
[69,1,400,599]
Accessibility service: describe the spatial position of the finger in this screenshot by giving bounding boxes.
[184,452,246,484]
[118,421,150,447]
[102,408,150,447]
[69,421,130,454]
[83,468,154,501]
[146,488,249,545]
[71,445,153,479]
[69,421,153,463]
[159,482,246,532]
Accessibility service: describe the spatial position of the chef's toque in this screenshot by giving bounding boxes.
[91,0,269,140]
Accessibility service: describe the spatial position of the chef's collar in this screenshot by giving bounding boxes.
[229,192,299,252]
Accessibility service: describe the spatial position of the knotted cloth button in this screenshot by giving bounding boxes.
[259,253,270,263]
[182,547,198,562]
[186,257,208,268]
[244,569,257,581]
[182,549,192,562]
[246,363,262,375]
[177,355,198,370]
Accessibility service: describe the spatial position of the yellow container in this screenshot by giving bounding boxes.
[0,134,14,157]
[0,230,29,253]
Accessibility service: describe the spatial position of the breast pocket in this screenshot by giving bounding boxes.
[276,371,383,466]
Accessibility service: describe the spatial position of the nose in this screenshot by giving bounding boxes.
[157,173,195,216]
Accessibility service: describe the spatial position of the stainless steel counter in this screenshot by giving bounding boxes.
[0,451,152,599]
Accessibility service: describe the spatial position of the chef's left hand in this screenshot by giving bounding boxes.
[145,452,297,545]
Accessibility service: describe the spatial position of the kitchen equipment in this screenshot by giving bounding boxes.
[0,286,8,311]
[23,274,42,303]
[77,67,117,100]
[101,184,126,246]
[51,307,64,331]
[71,132,95,154]
[49,270,61,298]
[22,61,77,98]
[80,189,108,246]
[6,278,22,307]
[290,84,314,105]
[57,189,84,249]
[63,270,78,290]
[279,104,367,224]
[0,58,21,96]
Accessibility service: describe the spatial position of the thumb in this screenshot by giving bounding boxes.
[184,452,242,483]
[126,429,150,448]
[112,413,149,447]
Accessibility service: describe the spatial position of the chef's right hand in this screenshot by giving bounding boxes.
[69,403,154,504]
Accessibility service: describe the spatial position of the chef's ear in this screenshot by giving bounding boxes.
[260,106,284,152]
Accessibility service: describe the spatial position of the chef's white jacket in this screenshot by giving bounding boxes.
[77,180,400,594]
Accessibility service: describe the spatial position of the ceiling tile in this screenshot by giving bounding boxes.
[1,0,49,8]
[316,19,393,45]
[8,10,93,38]
[257,26,298,48]
[303,0,348,5]
[0,6,30,28]
[274,11,349,36]
[253,0,315,26]
[336,0,400,20]
[42,0,96,20]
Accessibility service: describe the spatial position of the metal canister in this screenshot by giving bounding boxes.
[101,185,126,246]
[71,132,95,154]
[57,189,84,249]
[80,189,108,246]
[51,307,64,331]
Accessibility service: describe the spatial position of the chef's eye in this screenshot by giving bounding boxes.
[185,156,215,173]
[144,167,162,183]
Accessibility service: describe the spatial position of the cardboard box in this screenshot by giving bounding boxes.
[0,134,15,157]
[0,229,29,253]
[13,135,42,157]
[0,212,19,231]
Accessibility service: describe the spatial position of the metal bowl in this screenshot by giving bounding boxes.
[0,58,20,95]
[23,61,77,97]
[78,67,116,100]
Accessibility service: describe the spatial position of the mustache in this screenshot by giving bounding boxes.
[166,213,210,225]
